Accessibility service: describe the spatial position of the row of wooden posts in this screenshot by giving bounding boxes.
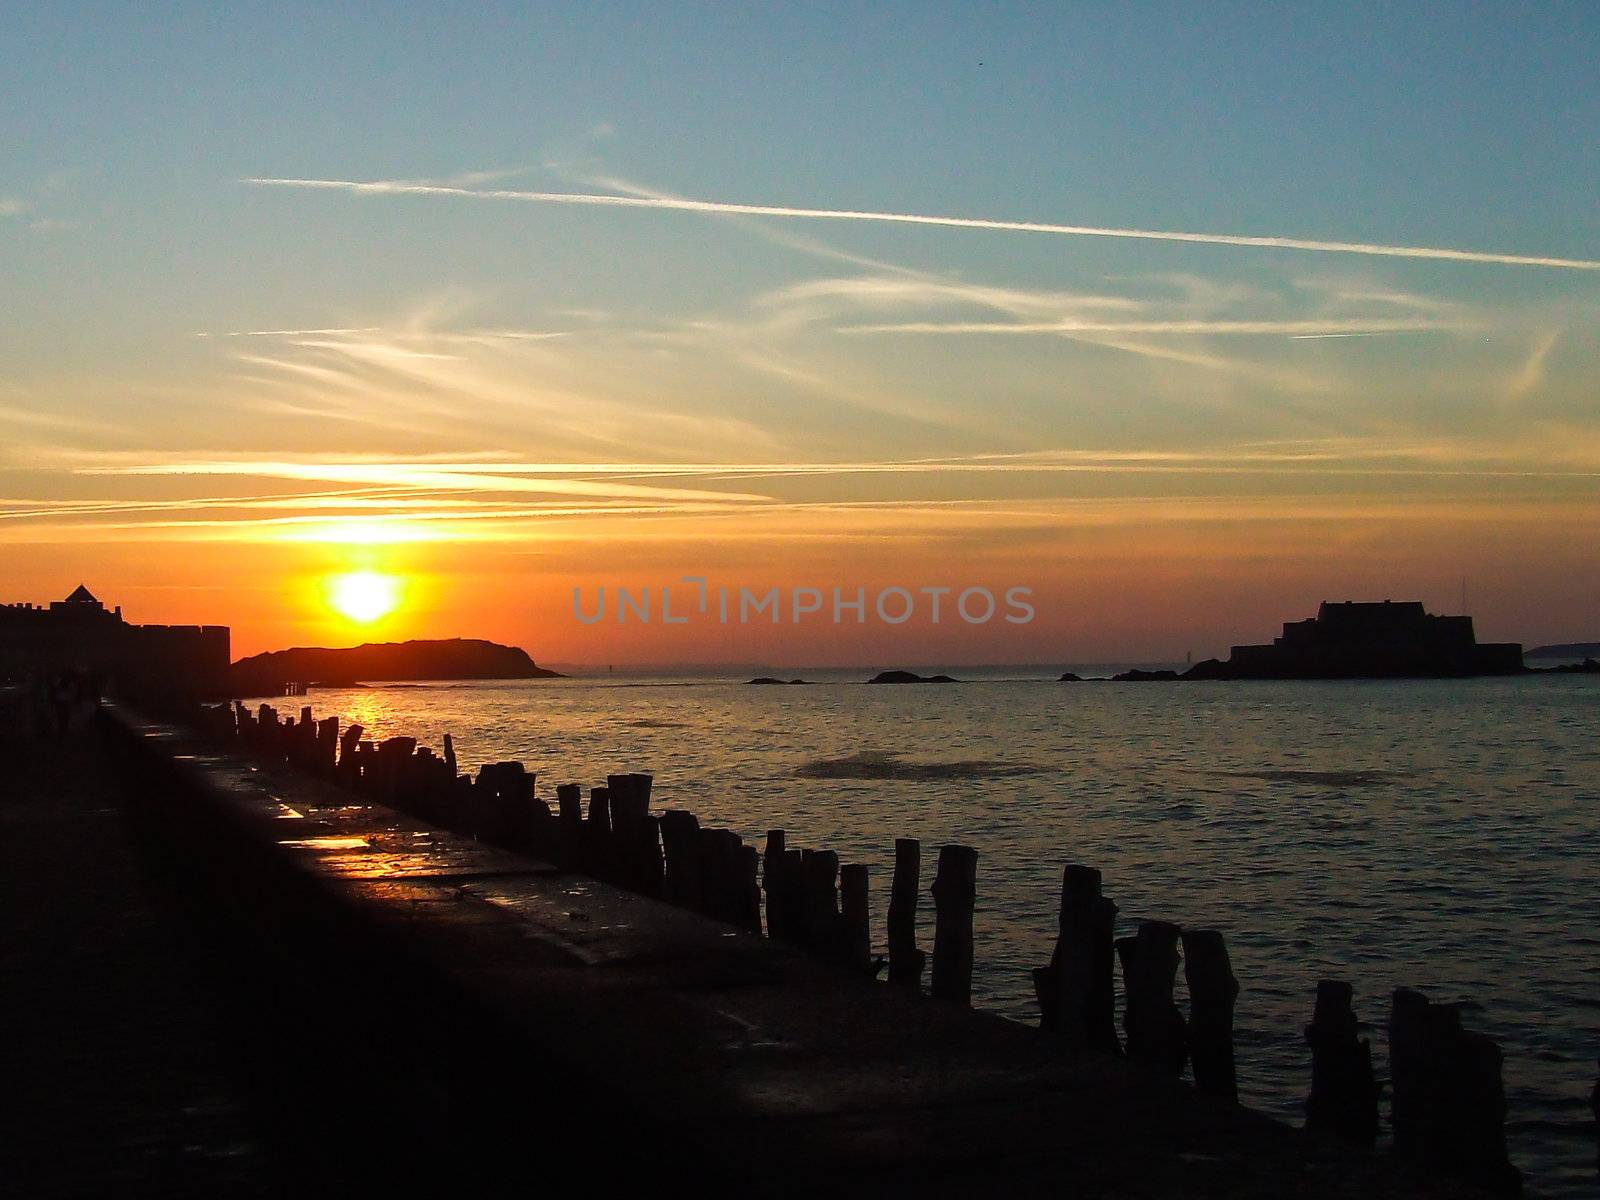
[207,700,1538,1195]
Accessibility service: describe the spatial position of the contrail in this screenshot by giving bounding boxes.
[244,177,1600,271]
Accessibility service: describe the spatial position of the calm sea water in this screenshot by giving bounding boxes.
[293,669,1599,1195]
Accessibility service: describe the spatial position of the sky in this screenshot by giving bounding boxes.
[3,3,1598,664]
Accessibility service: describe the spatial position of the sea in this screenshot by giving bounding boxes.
[290,666,1599,1195]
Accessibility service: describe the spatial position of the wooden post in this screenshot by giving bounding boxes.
[800,849,840,952]
[659,809,705,911]
[766,848,803,944]
[695,831,760,933]
[930,844,977,1005]
[1116,921,1187,1077]
[735,842,762,934]
[1590,1061,1598,1176]
[1389,987,1521,1195]
[1455,1028,1520,1194]
[1388,987,1429,1159]
[887,838,925,989]
[1303,980,1379,1144]
[763,829,785,865]
[318,716,339,773]
[1181,929,1238,1101]
[337,722,363,783]
[1034,864,1119,1053]
[473,761,537,847]
[582,786,613,878]
[839,864,873,974]
[555,783,583,870]
[606,772,653,819]
[606,773,660,896]
[760,830,785,938]
[697,828,731,922]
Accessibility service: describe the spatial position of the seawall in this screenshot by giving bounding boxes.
[102,703,1470,1197]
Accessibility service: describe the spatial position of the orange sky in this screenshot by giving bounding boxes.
[6,485,1595,665]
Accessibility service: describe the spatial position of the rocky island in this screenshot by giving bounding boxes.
[867,670,958,684]
[231,638,562,696]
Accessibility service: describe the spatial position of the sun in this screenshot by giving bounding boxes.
[326,570,401,624]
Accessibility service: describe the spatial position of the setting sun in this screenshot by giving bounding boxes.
[327,571,401,624]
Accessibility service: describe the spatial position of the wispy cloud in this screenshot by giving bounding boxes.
[197,327,384,338]
[1506,330,1560,401]
[81,459,774,504]
[841,317,1468,337]
[198,326,568,341]
[0,434,1589,546]
[244,176,1600,271]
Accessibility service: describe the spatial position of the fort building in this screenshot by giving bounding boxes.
[1221,600,1524,679]
[0,585,230,699]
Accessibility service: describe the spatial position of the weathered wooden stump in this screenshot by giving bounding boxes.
[887,838,926,990]
[1034,864,1119,1053]
[1590,1060,1598,1175]
[1587,1062,1600,1177]
[800,849,840,952]
[700,828,746,925]
[765,847,804,944]
[314,716,339,774]
[606,772,653,816]
[472,761,539,846]
[734,841,762,934]
[1303,980,1379,1145]
[373,737,416,806]
[839,863,873,974]
[1116,921,1187,1077]
[336,722,363,783]
[582,786,613,879]
[760,830,785,938]
[1388,987,1521,1195]
[930,844,977,1005]
[659,809,705,910]
[606,773,660,896]
[1389,986,1429,1158]
[555,783,583,870]
[1181,928,1238,1101]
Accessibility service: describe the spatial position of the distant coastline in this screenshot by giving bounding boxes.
[1525,641,1600,659]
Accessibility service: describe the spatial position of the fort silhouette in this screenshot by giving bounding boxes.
[1195,600,1524,680]
[0,585,230,699]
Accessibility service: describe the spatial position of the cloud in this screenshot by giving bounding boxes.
[1506,330,1560,401]
[198,327,384,338]
[244,176,1600,271]
[840,317,1469,337]
[198,326,568,341]
[0,197,26,218]
[82,458,774,505]
[764,275,1145,322]
[0,433,1589,546]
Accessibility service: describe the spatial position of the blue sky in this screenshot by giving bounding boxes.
[2,4,1597,658]
[7,3,1597,336]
